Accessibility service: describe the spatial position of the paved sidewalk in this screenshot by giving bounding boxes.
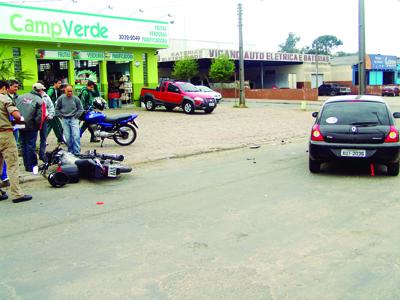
[45,101,317,166]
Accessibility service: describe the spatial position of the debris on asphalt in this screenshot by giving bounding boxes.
[250,145,261,149]
[246,158,256,161]
[96,202,105,205]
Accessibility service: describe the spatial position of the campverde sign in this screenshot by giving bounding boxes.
[0,3,169,48]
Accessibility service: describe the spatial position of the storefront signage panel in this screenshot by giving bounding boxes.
[159,49,331,64]
[36,49,71,60]
[366,55,397,70]
[0,3,169,48]
[106,52,134,61]
[73,51,105,60]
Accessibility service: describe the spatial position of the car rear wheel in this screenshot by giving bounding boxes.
[330,90,336,96]
[309,158,321,173]
[387,162,399,176]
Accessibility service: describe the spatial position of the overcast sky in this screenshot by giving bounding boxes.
[5,0,400,56]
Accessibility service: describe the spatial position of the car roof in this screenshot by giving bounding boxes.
[324,95,387,104]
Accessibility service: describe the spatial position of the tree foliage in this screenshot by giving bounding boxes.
[208,55,235,83]
[278,32,301,53]
[171,57,199,81]
[311,35,343,55]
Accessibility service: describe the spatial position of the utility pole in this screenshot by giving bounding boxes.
[238,3,245,107]
[358,0,366,95]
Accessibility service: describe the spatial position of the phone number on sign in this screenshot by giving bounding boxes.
[119,35,141,41]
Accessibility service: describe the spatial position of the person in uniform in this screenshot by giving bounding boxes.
[0,80,32,203]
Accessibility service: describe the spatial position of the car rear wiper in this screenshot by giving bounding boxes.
[350,121,379,127]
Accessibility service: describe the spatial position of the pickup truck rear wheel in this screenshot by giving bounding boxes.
[145,98,156,111]
[330,90,337,96]
[183,101,195,114]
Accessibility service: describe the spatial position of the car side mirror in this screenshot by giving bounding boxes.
[312,112,318,118]
[393,112,400,118]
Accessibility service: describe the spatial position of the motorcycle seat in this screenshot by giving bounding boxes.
[103,114,134,123]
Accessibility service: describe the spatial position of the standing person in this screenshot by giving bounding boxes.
[46,79,64,143]
[7,80,20,143]
[0,80,32,203]
[79,80,99,143]
[1,80,21,187]
[15,83,44,172]
[55,85,84,155]
[37,81,55,161]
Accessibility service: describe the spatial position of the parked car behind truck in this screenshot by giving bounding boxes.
[318,83,351,96]
[140,81,217,114]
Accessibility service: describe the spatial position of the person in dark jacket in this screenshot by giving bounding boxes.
[80,80,99,142]
[15,83,44,172]
[46,79,64,143]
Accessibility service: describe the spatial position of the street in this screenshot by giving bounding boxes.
[1,138,400,299]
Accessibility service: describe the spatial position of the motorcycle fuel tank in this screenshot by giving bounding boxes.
[85,111,106,123]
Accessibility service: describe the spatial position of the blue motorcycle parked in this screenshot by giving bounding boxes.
[80,98,138,147]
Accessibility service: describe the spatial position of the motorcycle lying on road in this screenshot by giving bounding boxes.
[40,145,133,188]
[80,98,139,147]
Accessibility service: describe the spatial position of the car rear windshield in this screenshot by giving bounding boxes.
[320,101,390,126]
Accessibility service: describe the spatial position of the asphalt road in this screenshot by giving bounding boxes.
[1,140,400,299]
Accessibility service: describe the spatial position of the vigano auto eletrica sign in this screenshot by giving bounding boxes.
[0,3,169,48]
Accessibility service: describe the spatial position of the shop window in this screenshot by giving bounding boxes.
[142,53,148,86]
[59,61,68,70]
[39,63,51,71]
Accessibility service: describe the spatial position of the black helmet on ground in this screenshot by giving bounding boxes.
[48,171,69,187]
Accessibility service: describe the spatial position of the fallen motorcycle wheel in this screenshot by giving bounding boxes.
[113,124,137,146]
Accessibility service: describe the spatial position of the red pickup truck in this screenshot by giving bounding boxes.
[140,81,217,114]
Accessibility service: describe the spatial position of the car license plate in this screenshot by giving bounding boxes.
[340,149,366,157]
[209,102,215,107]
[108,165,117,177]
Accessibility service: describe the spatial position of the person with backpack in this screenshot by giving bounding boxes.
[46,79,64,143]
[79,80,99,143]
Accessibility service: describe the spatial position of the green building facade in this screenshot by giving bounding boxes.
[0,3,168,106]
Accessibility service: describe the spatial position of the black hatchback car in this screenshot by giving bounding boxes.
[309,95,400,175]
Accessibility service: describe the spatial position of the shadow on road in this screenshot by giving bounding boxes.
[317,161,389,177]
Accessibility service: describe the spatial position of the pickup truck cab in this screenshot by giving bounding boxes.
[140,81,217,114]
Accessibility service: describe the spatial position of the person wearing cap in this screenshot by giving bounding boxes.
[15,83,45,172]
[0,80,32,203]
[55,85,84,155]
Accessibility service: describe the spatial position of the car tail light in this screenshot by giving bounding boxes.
[311,124,324,141]
[384,126,399,143]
